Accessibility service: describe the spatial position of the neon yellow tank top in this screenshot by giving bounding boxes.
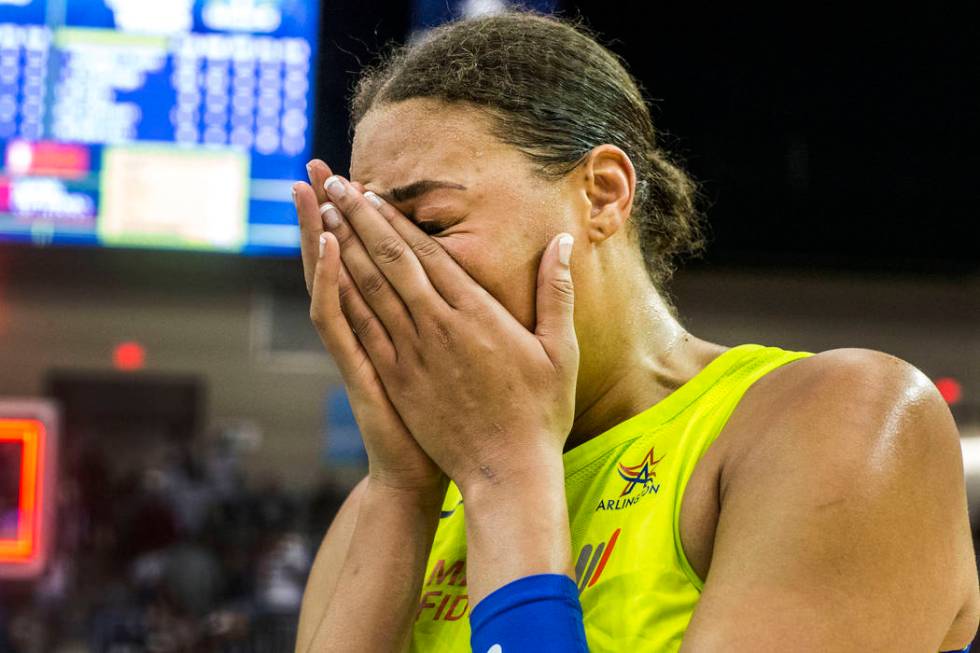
[410,343,813,652]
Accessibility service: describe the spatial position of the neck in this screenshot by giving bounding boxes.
[566,274,727,452]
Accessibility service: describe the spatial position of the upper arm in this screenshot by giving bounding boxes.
[295,476,368,653]
[681,348,976,652]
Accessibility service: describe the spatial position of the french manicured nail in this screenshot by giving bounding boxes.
[558,234,574,266]
[319,233,328,259]
[320,202,340,229]
[291,183,300,202]
[306,163,314,184]
[324,175,346,199]
[363,191,382,208]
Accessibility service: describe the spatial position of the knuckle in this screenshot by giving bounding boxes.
[337,282,357,310]
[309,305,326,330]
[333,222,357,247]
[410,236,442,259]
[360,271,387,297]
[458,304,491,329]
[392,365,410,385]
[434,321,454,352]
[353,314,378,338]
[469,333,497,356]
[453,295,479,313]
[549,277,575,304]
[423,314,455,352]
[310,302,344,342]
[373,236,407,265]
[345,196,370,221]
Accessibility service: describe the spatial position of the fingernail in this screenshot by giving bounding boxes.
[319,233,328,259]
[306,163,314,184]
[291,183,299,201]
[363,191,382,208]
[558,234,574,266]
[324,175,346,199]
[319,202,340,229]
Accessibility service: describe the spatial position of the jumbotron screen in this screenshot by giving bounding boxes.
[0,0,320,255]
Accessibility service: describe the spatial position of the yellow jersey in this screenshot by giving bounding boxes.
[410,343,813,651]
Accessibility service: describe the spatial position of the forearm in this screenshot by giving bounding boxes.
[460,458,573,604]
[460,455,591,651]
[304,478,445,653]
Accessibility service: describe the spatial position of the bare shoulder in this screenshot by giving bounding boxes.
[724,346,966,503]
[786,346,937,393]
[694,346,980,650]
[728,346,959,458]
[755,346,936,405]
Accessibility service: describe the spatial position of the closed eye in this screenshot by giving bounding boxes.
[405,213,460,236]
[416,221,445,236]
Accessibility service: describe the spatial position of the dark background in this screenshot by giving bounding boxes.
[313,3,980,276]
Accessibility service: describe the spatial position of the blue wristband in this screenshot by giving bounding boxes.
[469,573,589,653]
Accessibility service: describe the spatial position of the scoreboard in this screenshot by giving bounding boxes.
[0,0,321,255]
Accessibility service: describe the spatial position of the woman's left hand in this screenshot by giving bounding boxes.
[317,174,579,493]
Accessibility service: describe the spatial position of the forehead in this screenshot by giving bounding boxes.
[350,99,507,186]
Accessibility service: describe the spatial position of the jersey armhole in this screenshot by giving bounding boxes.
[673,470,708,591]
[670,349,815,593]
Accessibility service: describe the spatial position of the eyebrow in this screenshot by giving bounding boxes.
[379,180,468,204]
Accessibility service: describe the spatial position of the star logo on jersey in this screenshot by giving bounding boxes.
[617,446,665,496]
[595,446,666,512]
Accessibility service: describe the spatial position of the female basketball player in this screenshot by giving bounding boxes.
[291,11,979,652]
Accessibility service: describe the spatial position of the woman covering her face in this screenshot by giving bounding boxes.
[291,11,979,653]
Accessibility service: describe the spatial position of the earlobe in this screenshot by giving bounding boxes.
[583,145,635,244]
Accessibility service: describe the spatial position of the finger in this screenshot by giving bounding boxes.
[534,233,578,369]
[310,232,395,374]
[309,231,372,376]
[296,158,336,296]
[323,175,443,311]
[356,189,488,310]
[306,159,335,205]
[337,259,397,366]
[295,181,328,296]
[321,201,420,344]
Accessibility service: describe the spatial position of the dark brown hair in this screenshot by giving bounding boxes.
[350,10,706,294]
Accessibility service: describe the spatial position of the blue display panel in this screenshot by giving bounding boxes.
[0,0,319,255]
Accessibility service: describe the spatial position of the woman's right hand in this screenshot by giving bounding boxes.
[294,160,445,496]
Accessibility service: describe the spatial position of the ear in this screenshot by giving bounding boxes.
[581,144,635,244]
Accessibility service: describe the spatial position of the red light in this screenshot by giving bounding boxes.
[934,377,962,405]
[113,341,145,371]
[0,420,43,562]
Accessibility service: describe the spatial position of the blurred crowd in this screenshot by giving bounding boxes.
[2,420,978,653]
[0,428,350,653]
